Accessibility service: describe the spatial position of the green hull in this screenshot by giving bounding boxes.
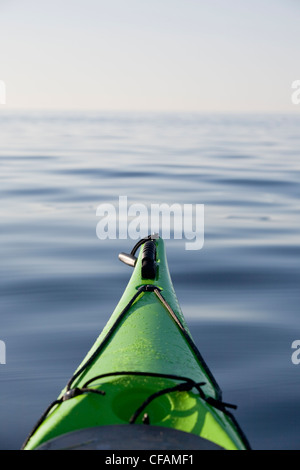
[23,237,249,450]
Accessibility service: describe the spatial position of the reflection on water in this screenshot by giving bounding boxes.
[0,112,299,449]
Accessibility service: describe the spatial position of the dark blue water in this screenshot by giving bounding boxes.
[0,111,300,450]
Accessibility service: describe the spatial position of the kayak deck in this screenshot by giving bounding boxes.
[23,237,250,450]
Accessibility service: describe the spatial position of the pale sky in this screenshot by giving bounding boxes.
[0,0,299,112]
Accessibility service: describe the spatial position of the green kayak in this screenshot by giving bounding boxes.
[22,236,250,450]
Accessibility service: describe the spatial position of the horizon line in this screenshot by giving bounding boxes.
[1,107,300,115]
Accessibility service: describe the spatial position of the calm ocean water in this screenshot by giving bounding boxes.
[0,111,299,450]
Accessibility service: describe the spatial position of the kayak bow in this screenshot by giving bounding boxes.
[22,236,250,450]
